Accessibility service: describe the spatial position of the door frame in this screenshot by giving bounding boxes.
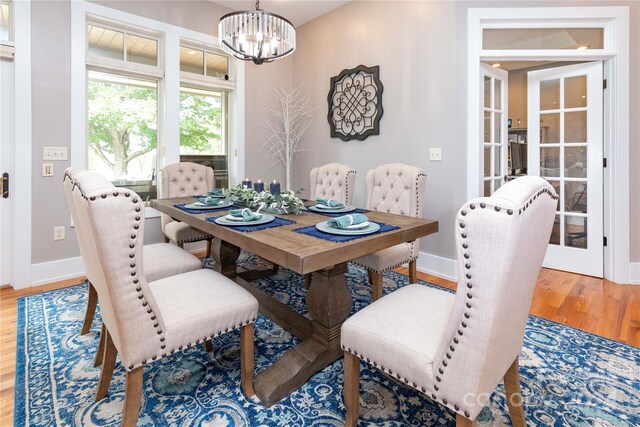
[466,6,630,284]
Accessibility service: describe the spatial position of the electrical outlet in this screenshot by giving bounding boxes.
[54,226,65,241]
[42,163,54,176]
[43,146,68,161]
[429,148,442,161]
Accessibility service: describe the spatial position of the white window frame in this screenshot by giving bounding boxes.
[0,0,15,58]
[71,1,245,218]
[466,6,630,284]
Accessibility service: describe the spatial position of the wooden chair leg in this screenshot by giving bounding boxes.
[371,271,383,301]
[343,351,360,427]
[304,273,312,290]
[121,367,143,427]
[367,269,374,285]
[81,281,98,335]
[203,339,213,353]
[95,328,117,401]
[408,259,417,284]
[271,264,279,274]
[93,323,106,367]
[240,324,255,397]
[456,414,477,427]
[504,357,526,427]
[177,242,184,249]
[205,238,212,258]
[164,236,170,243]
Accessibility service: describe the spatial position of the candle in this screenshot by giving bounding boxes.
[254,179,265,193]
[242,177,252,189]
[269,180,281,196]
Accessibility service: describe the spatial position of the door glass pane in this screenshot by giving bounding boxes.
[0,1,10,41]
[494,146,501,176]
[550,214,561,245]
[565,75,587,108]
[494,177,503,191]
[565,111,587,143]
[87,72,158,200]
[483,28,604,50]
[484,147,491,177]
[484,76,491,108]
[180,47,204,74]
[566,182,587,213]
[565,147,587,177]
[484,180,491,196]
[205,52,229,78]
[547,180,561,211]
[540,147,560,177]
[565,216,587,249]
[540,79,560,110]
[494,79,501,110]
[540,113,560,144]
[484,112,491,142]
[87,25,124,60]
[126,34,157,66]
[494,111,501,144]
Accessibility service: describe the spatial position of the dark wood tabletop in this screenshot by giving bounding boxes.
[150,197,439,407]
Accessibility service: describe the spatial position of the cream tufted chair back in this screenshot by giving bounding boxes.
[158,162,214,231]
[309,163,356,205]
[365,163,426,217]
[352,163,427,300]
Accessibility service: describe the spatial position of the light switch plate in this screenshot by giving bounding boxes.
[42,163,54,177]
[429,148,442,161]
[43,146,68,161]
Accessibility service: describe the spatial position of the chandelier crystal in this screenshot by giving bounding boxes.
[218,1,296,65]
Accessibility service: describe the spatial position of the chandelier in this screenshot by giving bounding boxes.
[218,1,296,65]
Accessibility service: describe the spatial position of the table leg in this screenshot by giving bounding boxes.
[254,262,352,406]
[211,238,240,278]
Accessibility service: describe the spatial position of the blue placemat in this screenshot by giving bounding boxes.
[173,203,238,214]
[304,207,369,217]
[292,221,400,242]
[206,215,296,232]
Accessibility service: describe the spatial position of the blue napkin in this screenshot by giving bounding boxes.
[316,198,344,208]
[327,213,368,229]
[228,208,262,222]
[196,195,223,206]
[208,188,225,197]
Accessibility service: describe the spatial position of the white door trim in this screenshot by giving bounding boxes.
[11,0,32,288]
[467,6,630,284]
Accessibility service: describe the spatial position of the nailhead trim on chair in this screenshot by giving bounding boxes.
[345,169,356,205]
[430,185,558,419]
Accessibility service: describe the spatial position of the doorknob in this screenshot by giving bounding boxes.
[2,172,8,198]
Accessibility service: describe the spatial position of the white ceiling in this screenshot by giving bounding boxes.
[210,1,351,27]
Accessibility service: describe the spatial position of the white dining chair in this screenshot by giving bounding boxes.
[341,176,557,427]
[309,163,357,205]
[70,171,259,427]
[158,162,215,256]
[351,163,426,300]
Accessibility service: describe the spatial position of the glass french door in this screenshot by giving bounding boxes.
[527,62,603,277]
[480,63,508,196]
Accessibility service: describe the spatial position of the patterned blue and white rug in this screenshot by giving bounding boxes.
[14,253,640,426]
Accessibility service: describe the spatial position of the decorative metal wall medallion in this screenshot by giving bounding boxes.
[327,65,383,141]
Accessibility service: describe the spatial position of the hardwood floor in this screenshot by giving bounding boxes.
[0,269,638,426]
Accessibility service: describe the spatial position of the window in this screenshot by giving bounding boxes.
[179,46,228,78]
[483,28,604,50]
[179,87,228,187]
[88,72,158,200]
[88,23,158,66]
[0,0,11,42]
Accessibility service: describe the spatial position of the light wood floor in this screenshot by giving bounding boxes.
[0,269,638,426]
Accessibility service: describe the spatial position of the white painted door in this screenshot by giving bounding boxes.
[528,62,603,277]
[0,57,13,286]
[480,63,508,196]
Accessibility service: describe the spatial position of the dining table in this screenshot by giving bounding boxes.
[150,197,439,406]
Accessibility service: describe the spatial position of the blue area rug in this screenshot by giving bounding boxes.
[14,253,640,426]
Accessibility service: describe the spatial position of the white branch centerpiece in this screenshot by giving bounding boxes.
[261,85,314,191]
[228,184,305,215]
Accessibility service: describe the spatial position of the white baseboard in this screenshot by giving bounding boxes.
[30,256,86,288]
[630,263,640,285]
[27,243,208,289]
[416,252,458,282]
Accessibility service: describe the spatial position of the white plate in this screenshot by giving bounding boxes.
[214,214,275,227]
[315,203,345,210]
[315,220,381,236]
[307,205,357,214]
[343,221,370,230]
[184,201,232,210]
[225,213,263,221]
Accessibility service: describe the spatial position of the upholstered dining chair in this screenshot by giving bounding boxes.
[305,163,358,288]
[341,176,557,427]
[63,168,204,365]
[158,162,215,256]
[351,163,426,300]
[70,171,259,427]
[309,163,357,205]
